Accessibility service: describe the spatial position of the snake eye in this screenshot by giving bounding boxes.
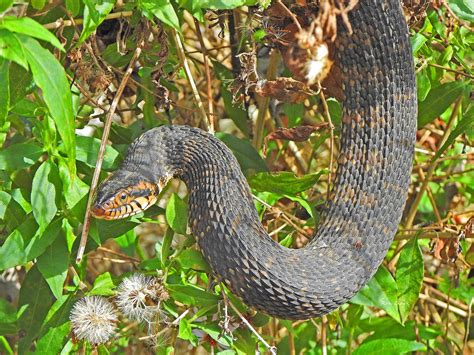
[119,192,128,202]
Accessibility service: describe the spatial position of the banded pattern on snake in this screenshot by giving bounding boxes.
[93,0,416,320]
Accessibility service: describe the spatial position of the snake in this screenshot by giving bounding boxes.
[92,0,416,320]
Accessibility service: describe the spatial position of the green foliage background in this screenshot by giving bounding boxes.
[0,0,473,354]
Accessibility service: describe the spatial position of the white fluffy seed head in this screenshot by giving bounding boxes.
[70,296,117,345]
[116,274,168,323]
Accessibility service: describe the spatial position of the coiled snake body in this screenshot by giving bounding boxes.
[93,0,416,320]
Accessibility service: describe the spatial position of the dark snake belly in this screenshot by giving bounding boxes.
[93,0,417,320]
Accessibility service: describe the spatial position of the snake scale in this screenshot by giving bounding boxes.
[93,0,417,320]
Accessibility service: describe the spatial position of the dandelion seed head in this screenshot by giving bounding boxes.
[116,274,168,322]
[70,296,117,345]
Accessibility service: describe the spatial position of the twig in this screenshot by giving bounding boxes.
[276,0,303,32]
[194,18,215,132]
[171,309,190,326]
[226,295,277,355]
[253,49,280,149]
[404,96,462,229]
[319,89,335,199]
[97,246,141,262]
[463,299,473,352]
[76,40,145,264]
[418,293,467,318]
[43,11,134,29]
[253,194,309,238]
[173,29,211,133]
[427,63,474,80]
[321,315,328,355]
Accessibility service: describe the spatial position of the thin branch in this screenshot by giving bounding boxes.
[418,293,468,318]
[173,29,211,133]
[276,0,303,32]
[194,18,215,132]
[225,294,277,354]
[319,89,335,199]
[427,62,474,80]
[253,49,280,149]
[43,11,134,29]
[76,40,145,264]
[404,96,462,229]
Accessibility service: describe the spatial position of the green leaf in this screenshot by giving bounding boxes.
[36,295,75,354]
[418,81,467,127]
[166,193,188,235]
[74,136,120,170]
[248,171,323,195]
[167,284,219,307]
[18,265,55,353]
[31,0,46,10]
[416,68,431,102]
[0,298,18,335]
[139,0,180,30]
[0,143,43,171]
[396,237,424,324]
[18,34,75,166]
[58,157,89,210]
[0,17,63,50]
[410,33,427,54]
[433,105,474,161]
[37,235,69,299]
[213,61,249,135]
[353,338,425,355]
[78,0,116,44]
[0,30,28,70]
[0,191,11,220]
[178,318,199,346]
[351,266,401,323]
[31,161,57,230]
[0,0,13,12]
[0,59,9,125]
[176,249,210,272]
[160,227,174,265]
[65,0,81,17]
[189,0,257,10]
[216,133,268,174]
[448,0,474,22]
[25,218,62,261]
[0,229,26,270]
[89,272,116,296]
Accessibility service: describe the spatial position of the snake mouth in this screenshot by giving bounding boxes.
[92,181,160,220]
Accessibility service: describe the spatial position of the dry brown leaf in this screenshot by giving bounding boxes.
[263,124,328,155]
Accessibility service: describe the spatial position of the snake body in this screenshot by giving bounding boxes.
[93,0,416,320]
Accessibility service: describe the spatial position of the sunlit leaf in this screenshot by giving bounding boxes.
[18,34,75,167]
[418,81,467,127]
[78,0,116,45]
[353,338,425,355]
[31,161,57,230]
[396,237,424,324]
[37,235,69,300]
[166,193,188,235]
[0,143,43,171]
[18,266,55,353]
[0,17,63,50]
[139,0,180,30]
[249,171,324,195]
[351,266,401,323]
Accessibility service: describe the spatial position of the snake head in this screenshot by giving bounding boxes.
[92,170,168,220]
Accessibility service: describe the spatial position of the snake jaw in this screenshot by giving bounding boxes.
[92,180,161,220]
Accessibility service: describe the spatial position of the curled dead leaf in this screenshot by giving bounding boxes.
[263,124,328,156]
[255,77,312,103]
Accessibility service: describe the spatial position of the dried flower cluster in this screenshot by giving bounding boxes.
[70,296,117,345]
[70,274,169,346]
[116,273,169,323]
